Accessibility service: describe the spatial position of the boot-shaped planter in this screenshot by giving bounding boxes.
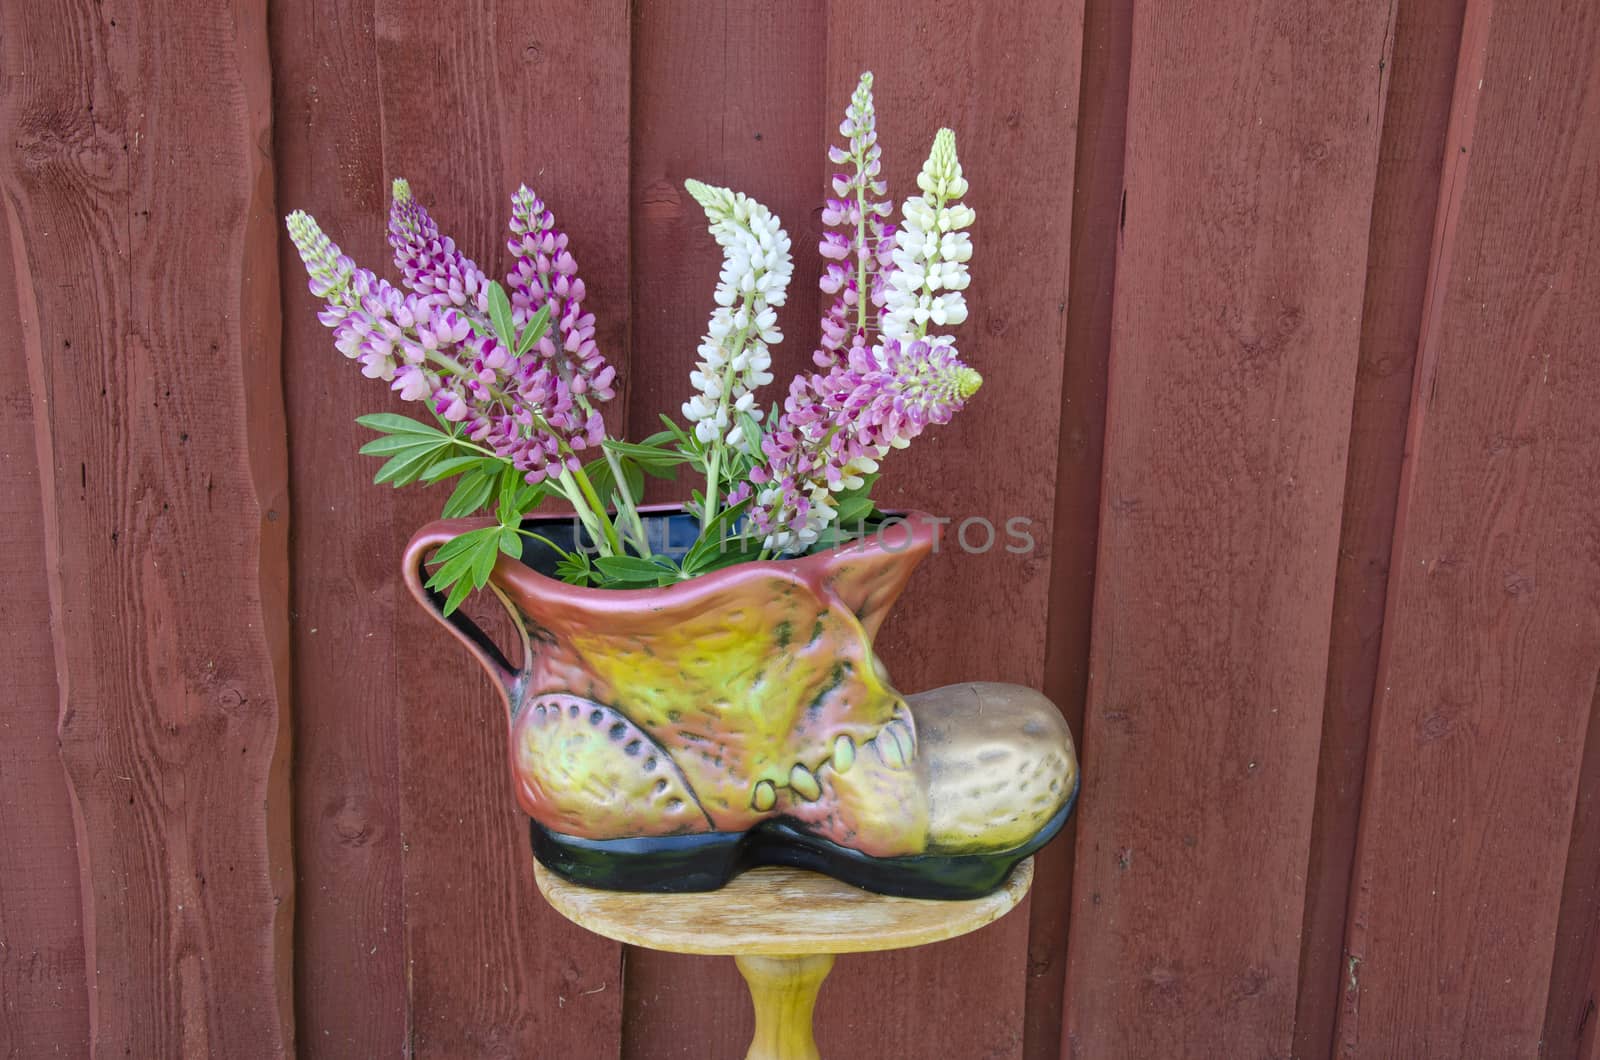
[404,509,1079,899]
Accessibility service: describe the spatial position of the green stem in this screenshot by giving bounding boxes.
[514,528,572,557]
[700,324,755,532]
[913,187,952,341]
[854,147,870,335]
[565,462,621,556]
[554,470,608,556]
[603,447,651,555]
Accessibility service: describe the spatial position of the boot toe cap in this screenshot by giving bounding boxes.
[907,682,1079,854]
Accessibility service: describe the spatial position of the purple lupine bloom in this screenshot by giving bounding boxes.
[289,184,609,489]
[744,338,981,552]
[507,186,617,404]
[816,72,895,367]
[388,179,492,319]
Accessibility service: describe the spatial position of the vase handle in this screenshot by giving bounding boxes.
[402,520,526,700]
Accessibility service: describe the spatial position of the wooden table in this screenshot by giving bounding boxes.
[535,858,1034,1060]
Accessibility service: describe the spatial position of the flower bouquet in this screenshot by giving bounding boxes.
[287,73,1078,899]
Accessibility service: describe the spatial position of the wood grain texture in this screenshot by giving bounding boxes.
[1338,5,1600,1051]
[1545,683,1600,1059]
[0,0,295,1054]
[817,5,1084,1059]
[0,189,91,1057]
[1060,2,1392,1055]
[621,3,827,1055]
[368,2,631,1055]
[625,0,828,460]
[1028,0,1128,1053]
[268,0,410,1053]
[539,861,1032,955]
[1292,1,1467,1054]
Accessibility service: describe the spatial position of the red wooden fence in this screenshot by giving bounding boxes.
[3,1,1598,1057]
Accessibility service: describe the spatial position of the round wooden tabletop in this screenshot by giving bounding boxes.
[534,858,1034,957]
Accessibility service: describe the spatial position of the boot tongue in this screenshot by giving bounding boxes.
[817,512,939,640]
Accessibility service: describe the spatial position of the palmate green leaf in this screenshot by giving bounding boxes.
[603,438,691,476]
[441,468,496,518]
[555,550,594,586]
[423,525,503,615]
[374,444,447,487]
[618,458,645,506]
[583,456,616,511]
[681,497,753,574]
[593,554,676,587]
[442,573,476,616]
[736,411,767,464]
[470,533,500,587]
[487,280,516,348]
[498,526,522,558]
[420,454,482,483]
[656,414,705,460]
[512,480,548,513]
[424,526,498,593]
[515,302,552,357]
[360,433,438,457]
[497,462,524,520]
[833,493,875,526]
[356,412,452,438]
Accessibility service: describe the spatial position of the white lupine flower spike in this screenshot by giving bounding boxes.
[883,128,974,345]
[681,180,792,450]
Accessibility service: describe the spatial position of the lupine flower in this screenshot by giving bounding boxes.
[506,186,617,404]
[744,116,982,554]
[388,179,492,319]
[743,339,983,552]
[288,184,606,488]
[817,72,896,365]
[680,179,792,448]
[882,129,974,344]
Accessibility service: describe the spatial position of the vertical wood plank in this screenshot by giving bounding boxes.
[0,0,295,1054]
[1292,0,1466,1053]
[622,2,826,1054]
[1061,2,1392,1054]
[367,2,631,1054]
[269,0,411,1053]
[0,200,91,1057]
[1337,1,1600,1052]
[1544,685,1600,1059]
[626,0,829,459]
[1028,0,1129,1052]
[819,3,1084,1058]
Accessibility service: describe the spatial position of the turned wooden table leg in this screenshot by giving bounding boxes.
[734,953,836,1060]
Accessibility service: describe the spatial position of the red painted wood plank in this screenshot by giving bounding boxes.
[1061,2,1392,1054]
[621,3,826,1054]
[625,0,829,459]
[0,0,295,1054]
[1292,1,1467,1054]
[0,192,91,1057]
[1336,2,1600,1052]
[1545,685,1600,1059]
[368,2,631,1054]
[1028,0,1129,1053]
[819,3,1084,1058]
[269,1,411,1053]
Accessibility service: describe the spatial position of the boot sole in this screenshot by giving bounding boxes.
[529,774,1078,901]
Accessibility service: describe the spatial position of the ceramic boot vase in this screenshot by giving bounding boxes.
[404,510,1079,899]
